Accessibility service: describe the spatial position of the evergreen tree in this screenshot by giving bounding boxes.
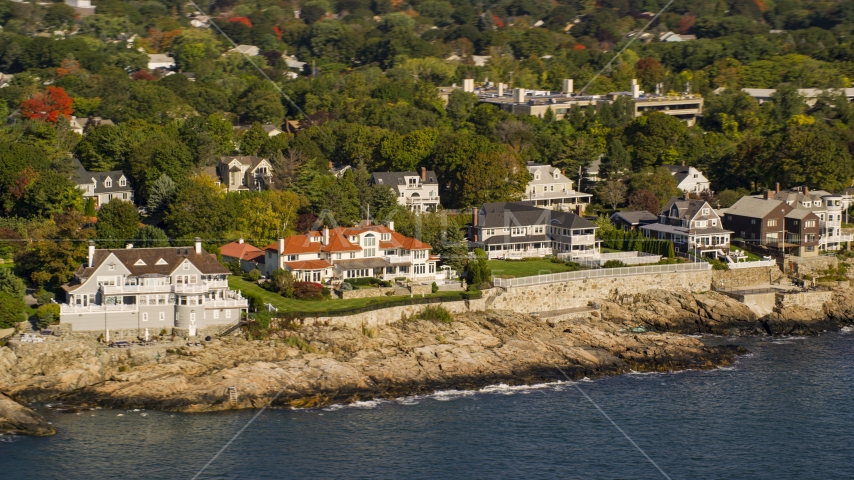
[435,224,468,277]
[600,139,631,180]
[147,174,177,214]
[96,201,140,249]
[135,225,170,248]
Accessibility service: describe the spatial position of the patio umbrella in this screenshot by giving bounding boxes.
[144,328,149,342]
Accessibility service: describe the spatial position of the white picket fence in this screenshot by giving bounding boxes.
[493,262,711,288]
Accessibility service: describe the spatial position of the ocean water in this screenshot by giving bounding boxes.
[4,331,854,480]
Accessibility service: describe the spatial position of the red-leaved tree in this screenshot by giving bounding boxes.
[20,86,74,123]
[627,190,661,215]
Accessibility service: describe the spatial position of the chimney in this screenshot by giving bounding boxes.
[322,226,330,246]
[764,190,772,200]
[462,78,474,93]
[125,243,133,249]
[497,83,505,96]
[194,237,202,254]
[775,182,780,193]
[681,160,685,167]
[420,167,427,182]
[328,161,333,170]
[388,221,394,232]
[88,240,95,267]
[238,238,244,244]
[278,237,285,255]
[631,79,640,99]
[575,204,584,216]
[562,79,574,94]
[513,88,526,103]
[804,186,809,196]
[472,207,478,227]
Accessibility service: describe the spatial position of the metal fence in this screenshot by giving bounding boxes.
[492,262,712,288]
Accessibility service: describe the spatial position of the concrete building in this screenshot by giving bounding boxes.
[738,87,854,107]
[370,168,440,212]
[72,158,134,208]
[662,163,711,194]
[465,78,703,126]
[524,162,591,212]
[263,224,438,283]
[640,198,732,257]
[468,201,599,260]
[59,239,248,332]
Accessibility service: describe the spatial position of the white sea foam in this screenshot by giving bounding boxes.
[841,326,854,333]
[322,399,386,411]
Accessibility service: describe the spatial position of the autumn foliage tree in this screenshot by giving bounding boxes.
[20,87,74,123]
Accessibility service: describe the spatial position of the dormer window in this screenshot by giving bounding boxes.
[104,178,112,188]
[350,236,358,242]
[381,233,390,241]
[119,178,126,187]
[554,173,559,179]
[535,174,540,180]
[702,208,710,215]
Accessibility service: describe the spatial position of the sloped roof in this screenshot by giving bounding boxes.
[660,197,709,220]
[371,171,439,186]
[726,196,789,219]
[220,155,265,168]
[284,259,332,271]
[219,241,261,260]
[611,210,657,225]
[71,157,132,193]
[478,201,594,230]
[75,246,228,279]
[265,225,432,255]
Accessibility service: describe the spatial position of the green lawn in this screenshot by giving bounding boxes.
[487,259,579,278]
[228,276,463,314]
[730,247,764,262]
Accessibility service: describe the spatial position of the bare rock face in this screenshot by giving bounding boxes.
[0,393,55,436]
[601,290,761,335]
[0,311,742,413]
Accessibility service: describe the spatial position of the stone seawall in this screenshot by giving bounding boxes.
[711,266,785,289]
[486,271,713,312]
[307,299,487,328]
[338,287,394,300]
[777,291,834,310]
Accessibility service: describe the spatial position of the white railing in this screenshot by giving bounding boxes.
[102,284,171,294]
[490,248,552,259]
[727,260,777,269]
[207,299,249,308]
[384,255,411,264]
[60,304,139,314]
[173,284,211,293]
[405,196,440,203]
[493,262,711,288]
[571,234,596,243]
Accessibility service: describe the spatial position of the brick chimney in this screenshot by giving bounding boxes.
[764,190,773,200]
[472,207,479,242]
[420,167,427,182]
[775,182,780,193]
[804,186,809,196]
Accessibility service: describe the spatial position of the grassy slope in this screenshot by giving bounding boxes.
[228,277,462,314]
[486,259,577,278]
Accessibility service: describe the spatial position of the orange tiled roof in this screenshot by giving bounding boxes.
[284,259,332,270]
[220,241,261,259]
[266,225,432,255]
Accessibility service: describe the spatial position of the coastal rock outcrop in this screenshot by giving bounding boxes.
[0,311,742,414]
[0,393,55,436]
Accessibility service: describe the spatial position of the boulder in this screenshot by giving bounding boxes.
[0,393,55,436]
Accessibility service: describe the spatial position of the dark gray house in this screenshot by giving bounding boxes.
[72,158,134,209]
[370,168,440,212]
[610,211,658,231]
[640,197,732,256]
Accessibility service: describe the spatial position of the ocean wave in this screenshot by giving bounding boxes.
[322,399,387,411]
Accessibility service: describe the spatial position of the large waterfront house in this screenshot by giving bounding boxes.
[640,198,732,256]
[59,239,248,332]
[523,163,592,212]
[72,158,134,208]
[723,194,820,257]
[763,185,851,251]
[662,163,711,194]
[370,168,440,212]
[467,201,599,260]
[217,156,274,192]
[263,223,438,283]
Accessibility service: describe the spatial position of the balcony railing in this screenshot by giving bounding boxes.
[384,255,412,264]
[571,234,596,244]
[405,196,440,203]
[101,280,229,295]
[60,304,139,314]
[206,299,249,308]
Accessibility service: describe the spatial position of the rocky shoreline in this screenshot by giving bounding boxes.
[3,287,854,436]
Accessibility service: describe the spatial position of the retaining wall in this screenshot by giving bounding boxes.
[786,256,838,276]
[486,270,713,312]
[776,291,834,311]
[306,299,488,329]
[711,266,785,290]
[337,287,395,300]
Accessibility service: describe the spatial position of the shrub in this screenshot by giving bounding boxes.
[0,269,25,298]
[266,269,295,297]
[466,248,492,284]
[36,290,54,305]
[321,287,331,298]
[708,258,729,270]
[35,303,60,329]
[0,292,25,329]
[431,282,439,293]
[339,281,353,291]
[462,290,483,300]
[285,335,316,353]
[603,260,627,268]
[293,281,323,300]
[415,305,453,323]
[243,291,265,311]
[255,309,272,330]
[245,268,261,281]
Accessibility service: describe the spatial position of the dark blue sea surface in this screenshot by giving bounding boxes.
[4,331,854,479]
